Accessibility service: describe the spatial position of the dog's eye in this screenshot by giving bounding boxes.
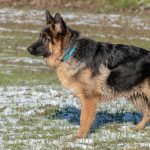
[42,34,51,43]
[43,34,50,41]
[45,36,51,41]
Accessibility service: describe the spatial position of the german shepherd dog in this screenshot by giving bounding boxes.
[28,11,150,138]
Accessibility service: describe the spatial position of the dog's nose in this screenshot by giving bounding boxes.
[28,47,34,53]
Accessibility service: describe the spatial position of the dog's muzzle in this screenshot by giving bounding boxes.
[28,46,51,57]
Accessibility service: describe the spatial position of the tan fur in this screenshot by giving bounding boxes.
[45,35,150,138]
[45,40,62,68]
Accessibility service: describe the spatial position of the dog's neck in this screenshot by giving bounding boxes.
[45,30,79,68]
[59,30,79,62]
[62,30,78,51]
[61,43,77,61]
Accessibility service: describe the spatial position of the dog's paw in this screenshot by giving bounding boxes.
[73,132,88,139]
[131,125,144,131]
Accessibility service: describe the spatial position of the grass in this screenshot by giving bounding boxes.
[95,37,150,50]
[0,68,59,86]
[0,86,150,149]
[0,6,150,150]
[0,0,150,13]
[103,0,145,11]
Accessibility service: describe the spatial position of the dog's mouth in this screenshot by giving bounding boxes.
[43,52,51,57]
[30,51,51,58]
[28,47,51,58]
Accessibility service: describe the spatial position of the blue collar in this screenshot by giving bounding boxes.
[62,44,77,62]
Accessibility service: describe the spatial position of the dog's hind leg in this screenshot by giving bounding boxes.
[131,94,150,131]
[133,111,150,131]
[131,81,150,131]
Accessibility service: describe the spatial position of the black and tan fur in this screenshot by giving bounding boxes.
[28,11,150,138]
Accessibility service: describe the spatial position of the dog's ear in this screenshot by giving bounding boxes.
[54,13,66,34]
[46,10,53,24]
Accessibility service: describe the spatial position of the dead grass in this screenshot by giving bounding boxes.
[0,0,149,13]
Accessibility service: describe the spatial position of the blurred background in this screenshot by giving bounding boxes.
[0,0,150,149]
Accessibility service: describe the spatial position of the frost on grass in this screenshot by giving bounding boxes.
[0,7,150,149]
[0,85,149,149]
[0,8,149,30]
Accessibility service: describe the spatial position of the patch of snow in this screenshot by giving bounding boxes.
[111,24,122,28]
[0,35,15,39]
[0,27,38,33]
[0,8,149,31]
[0,85,149,149]
[0,56,43,65]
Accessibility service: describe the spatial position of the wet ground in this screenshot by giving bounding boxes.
[0,8,150,149]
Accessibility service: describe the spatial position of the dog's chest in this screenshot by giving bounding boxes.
[56,63,110,98]
[56,63,82,89]
[56,62,95,96]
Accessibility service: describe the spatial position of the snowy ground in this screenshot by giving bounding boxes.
[0,85,150,149]
[0,7,150,150]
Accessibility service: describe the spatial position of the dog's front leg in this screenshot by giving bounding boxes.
[76,96,98,139]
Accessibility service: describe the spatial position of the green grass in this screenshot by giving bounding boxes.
[0,0,149,13]
[0,68,59,86]
[95,37,150,50]
[105,0,144,11]
[0,7,150,149]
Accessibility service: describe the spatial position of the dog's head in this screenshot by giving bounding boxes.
[28,11,79,61]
